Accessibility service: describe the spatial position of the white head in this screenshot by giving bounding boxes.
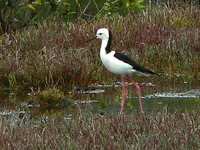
[96,28,109,40]
[81,28,110,45]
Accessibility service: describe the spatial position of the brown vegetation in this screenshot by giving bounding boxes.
[1,5,199,91]
[1,110,200,149]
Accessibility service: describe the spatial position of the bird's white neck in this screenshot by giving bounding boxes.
[100,38,110,56]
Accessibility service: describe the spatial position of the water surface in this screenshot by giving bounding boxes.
[0,76,199,121]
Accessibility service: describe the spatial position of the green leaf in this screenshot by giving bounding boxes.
[27,4,36,11]
[27,0,42,11]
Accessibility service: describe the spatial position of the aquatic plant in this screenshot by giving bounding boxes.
[29,87,66,108]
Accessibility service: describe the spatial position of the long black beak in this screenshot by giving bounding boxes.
[80,36,97,45]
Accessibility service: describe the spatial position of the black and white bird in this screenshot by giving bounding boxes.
[82,28,159,113]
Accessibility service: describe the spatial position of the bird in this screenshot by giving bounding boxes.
[82,28,159,113]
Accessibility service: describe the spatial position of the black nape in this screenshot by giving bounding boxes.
[105,30,112,53]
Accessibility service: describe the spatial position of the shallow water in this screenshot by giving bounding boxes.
[0,76,199,121]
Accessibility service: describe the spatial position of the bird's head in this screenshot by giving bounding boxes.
[96,28,109,40]
[80,28,110,45]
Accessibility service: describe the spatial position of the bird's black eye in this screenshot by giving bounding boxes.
[99,33,102,35]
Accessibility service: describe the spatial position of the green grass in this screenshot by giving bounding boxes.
[1,110,200,149]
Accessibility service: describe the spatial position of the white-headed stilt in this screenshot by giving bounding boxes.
[82,28,159,113]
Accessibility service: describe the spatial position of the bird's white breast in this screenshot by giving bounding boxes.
[100,51,135,75]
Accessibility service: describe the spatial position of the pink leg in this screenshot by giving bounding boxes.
[128,76,144,113]
[120,76,127,113]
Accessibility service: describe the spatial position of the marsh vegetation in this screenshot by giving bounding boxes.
[0,0,200,149]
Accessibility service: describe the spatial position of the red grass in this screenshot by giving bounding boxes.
[0,5,199,90]
[1,110,200,149]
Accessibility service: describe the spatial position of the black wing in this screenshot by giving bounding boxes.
[114,52,159,75]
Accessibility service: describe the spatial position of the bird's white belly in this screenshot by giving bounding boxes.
[100,52,135,75]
